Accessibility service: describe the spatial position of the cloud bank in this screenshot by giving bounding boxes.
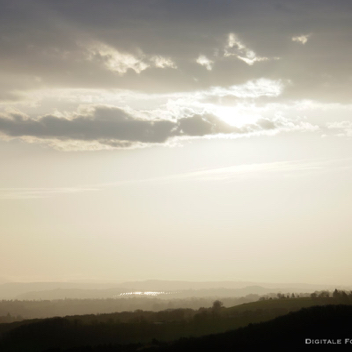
[0,106,280,149]
[0,0,351,149]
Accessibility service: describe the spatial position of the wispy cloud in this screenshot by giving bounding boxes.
[223,33,276,65]
[3,158,350,200]
[0,187,99,199]
[172,160,324,182]
[326,120,352,137]
[86,42,177,74]
[292,34,311,45]
[97,158,352,186]
[196,55,214,70]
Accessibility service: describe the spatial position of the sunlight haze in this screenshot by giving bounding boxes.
[0,0,352,287]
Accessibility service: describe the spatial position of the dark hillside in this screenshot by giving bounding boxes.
[149,304,352,351]
[51,305,352,352]
[0,297,351,351]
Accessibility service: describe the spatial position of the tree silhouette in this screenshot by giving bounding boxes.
[212,300,223,311]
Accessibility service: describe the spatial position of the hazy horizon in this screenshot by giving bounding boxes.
[1,0,352,287]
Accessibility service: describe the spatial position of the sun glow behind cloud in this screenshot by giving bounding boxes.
[213,106,260,127]
[0,78,287,149]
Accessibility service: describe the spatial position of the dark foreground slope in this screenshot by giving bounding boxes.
[151,304,352,351]
[1,305,352,351]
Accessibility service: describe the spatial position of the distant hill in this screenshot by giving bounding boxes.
[15,286,282,300]
[0,282,122,300]
[0,278,11,285]
[1,280,348,300]
[15,288,128,300]
[114,279,347,292]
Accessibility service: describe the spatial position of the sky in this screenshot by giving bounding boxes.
[1,0,352,286]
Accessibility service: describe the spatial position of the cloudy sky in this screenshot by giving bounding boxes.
[1,0,352,285]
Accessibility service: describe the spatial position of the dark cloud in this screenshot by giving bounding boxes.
[177,115,240,136]
[0,107,261,147]
[0,108,173,143]
[257,118,276,130]
[0,0,351,101]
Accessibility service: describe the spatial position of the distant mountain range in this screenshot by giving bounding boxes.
[0,280,349,300]
[115,279,349,292]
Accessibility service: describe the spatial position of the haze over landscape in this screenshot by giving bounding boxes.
[1,0,352,289]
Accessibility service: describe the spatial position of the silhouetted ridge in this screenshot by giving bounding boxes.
[146,305,352,351]
[1,304,352,351]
